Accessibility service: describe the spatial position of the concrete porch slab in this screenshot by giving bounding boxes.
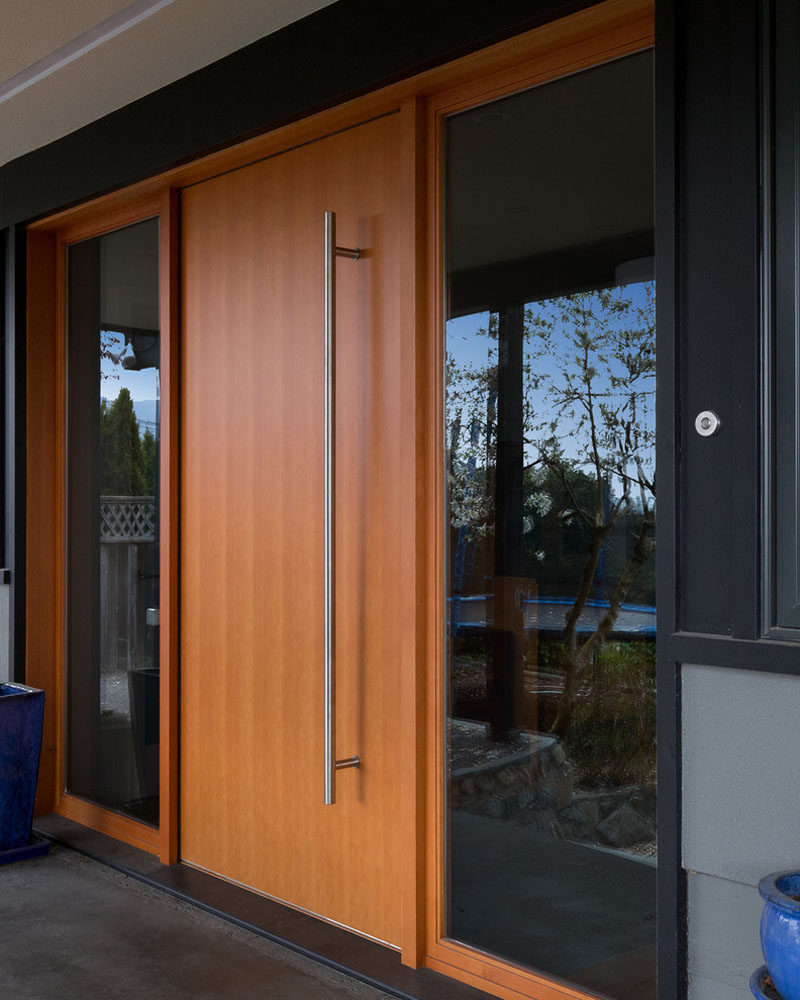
[31,816,492,1000]
[0,845,393,1000]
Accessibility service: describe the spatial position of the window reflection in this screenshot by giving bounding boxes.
[67,218,160,826]
[445,52,656,999]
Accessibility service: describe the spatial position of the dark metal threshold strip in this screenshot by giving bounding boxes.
[33,814,490,1000]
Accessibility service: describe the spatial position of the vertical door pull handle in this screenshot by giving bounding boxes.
[324,211,361,806]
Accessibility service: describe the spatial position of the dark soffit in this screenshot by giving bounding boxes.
[0,0,597,229]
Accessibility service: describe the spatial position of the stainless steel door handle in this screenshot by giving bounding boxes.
[324,211,361,806]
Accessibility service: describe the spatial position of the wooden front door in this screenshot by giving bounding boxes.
[180,113,405,946]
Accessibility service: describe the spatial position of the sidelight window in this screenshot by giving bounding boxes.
[65,217,161,826]
[443,50,656,998]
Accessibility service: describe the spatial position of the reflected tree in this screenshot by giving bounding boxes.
[447,281,655,738]
[528,284,655,736]
[100,388,146,496]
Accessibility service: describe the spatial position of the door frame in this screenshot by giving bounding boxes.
[422,11,655,1000]
[24,2,659,996]
[26,191,179,858]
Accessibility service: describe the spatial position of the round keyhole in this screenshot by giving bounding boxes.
[695,410,721,437]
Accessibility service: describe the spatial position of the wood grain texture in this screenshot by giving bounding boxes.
[398,95,429,969]
[426,950,594,1000]
[26,229,59,816]
[54,201,169,856]
[55,198,161,248]
[180,112,406,947]
[56,793,160,854]
[158,188,180,864]
[27,198,173,857]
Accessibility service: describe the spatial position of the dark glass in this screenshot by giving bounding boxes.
[66,218,161,826]
[444,53,656,997]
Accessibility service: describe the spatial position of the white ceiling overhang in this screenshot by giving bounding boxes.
[0,0,338,167]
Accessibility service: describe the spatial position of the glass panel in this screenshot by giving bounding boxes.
[66,218,161,826]
[444,53,656,997]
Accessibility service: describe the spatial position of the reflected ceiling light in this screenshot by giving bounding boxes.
[615,256,655,285]
[472,109,512,124]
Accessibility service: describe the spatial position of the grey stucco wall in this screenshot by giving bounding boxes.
[687,871,763,1000]
[0,581,8,683]
[682,663,800,998]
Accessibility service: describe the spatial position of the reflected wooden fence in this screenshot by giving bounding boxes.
[99,496,158,674]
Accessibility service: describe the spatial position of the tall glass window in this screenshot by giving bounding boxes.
[66,218,161,826]
[444,52,656,997]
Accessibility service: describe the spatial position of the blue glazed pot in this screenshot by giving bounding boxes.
[751,965,782,1000]
[759,871,800,1000]
[0,683,45,851]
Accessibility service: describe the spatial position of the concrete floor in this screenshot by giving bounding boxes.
[0,846,391,1000]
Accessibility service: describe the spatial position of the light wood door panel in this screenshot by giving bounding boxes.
[180,113,404,945]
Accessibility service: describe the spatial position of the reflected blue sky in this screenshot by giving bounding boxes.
[446,280,655,499]
[100,329,159,402]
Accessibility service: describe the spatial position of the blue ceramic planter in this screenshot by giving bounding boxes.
[759,871,800,1000]
[0,683,45,851]
[752,965,782,1000]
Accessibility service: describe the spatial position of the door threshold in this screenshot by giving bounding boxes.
[180,857,400,951]
[33,814,490,1000]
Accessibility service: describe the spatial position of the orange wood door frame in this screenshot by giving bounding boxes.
[158,188,181,863]
[26,227,60,820]
[27,194,179,861]
[422,3,654,1000]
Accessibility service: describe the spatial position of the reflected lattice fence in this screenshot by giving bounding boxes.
[99,496,158,678]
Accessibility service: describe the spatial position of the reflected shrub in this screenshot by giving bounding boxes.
[450,636,656,788]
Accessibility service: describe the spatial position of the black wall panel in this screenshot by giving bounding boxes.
[675,0,761,640]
